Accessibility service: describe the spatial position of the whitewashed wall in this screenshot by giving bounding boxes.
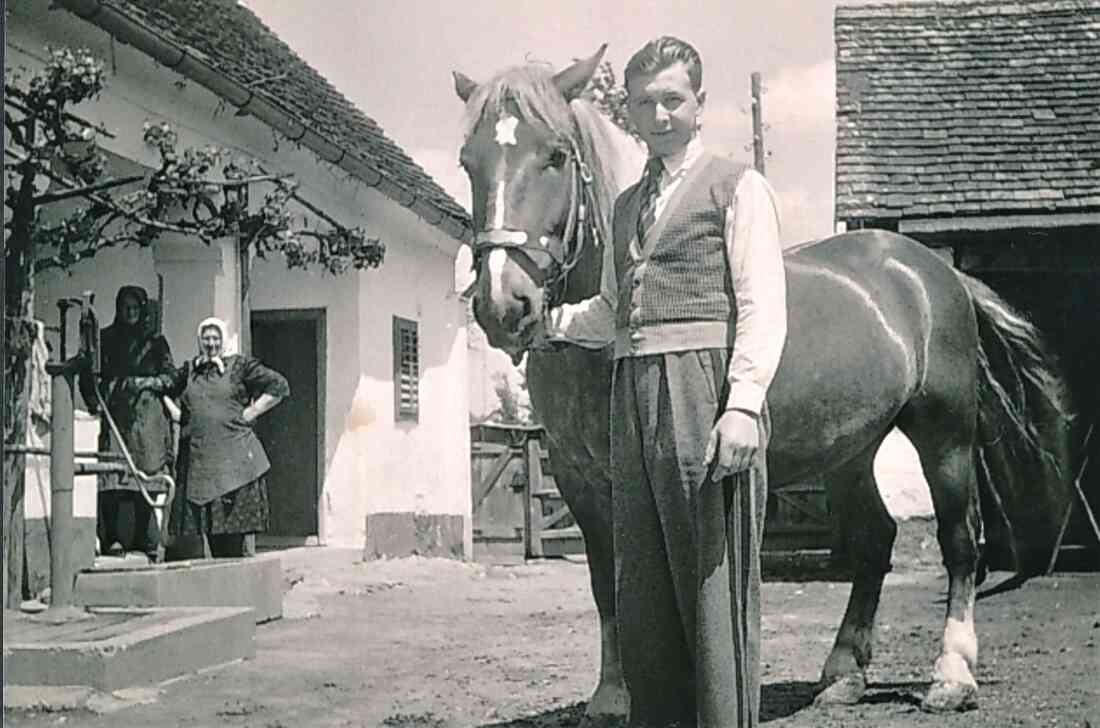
[13,1,472,554]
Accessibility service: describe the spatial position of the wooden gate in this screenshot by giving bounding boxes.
[471,423,834,561]
[470,423,583,561]
[765,479,834,553]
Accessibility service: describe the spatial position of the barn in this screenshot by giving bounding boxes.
[9,0,476,577]
[835,0,1100,564]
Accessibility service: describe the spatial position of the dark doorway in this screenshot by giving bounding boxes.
[251,308,325,542]
[974,270,1100,565]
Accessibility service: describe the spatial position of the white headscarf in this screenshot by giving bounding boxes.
[195,316,230,374]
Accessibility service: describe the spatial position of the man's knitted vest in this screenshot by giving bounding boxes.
[612,153,748,358]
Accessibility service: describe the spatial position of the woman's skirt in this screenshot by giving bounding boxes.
[171,477,270,537]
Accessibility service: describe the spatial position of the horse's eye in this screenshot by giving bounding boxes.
[546,148,568,170]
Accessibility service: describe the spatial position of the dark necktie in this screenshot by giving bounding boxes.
[636,157,664,244]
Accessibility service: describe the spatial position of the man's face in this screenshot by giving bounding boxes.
[626,61,705,159]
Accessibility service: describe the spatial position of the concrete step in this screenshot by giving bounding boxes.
[3,606,255,691]
[74,556,283,623]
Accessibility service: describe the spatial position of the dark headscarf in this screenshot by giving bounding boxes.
[113,285,149,332]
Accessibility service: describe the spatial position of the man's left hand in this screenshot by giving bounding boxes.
[704,409,760,482]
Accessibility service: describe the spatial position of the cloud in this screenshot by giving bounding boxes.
[758,59,836,134]
[704,59,835,141]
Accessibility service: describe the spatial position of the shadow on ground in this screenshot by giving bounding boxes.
[468,682,825,727]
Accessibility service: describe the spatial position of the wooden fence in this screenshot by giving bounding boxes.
[470,423,834,561]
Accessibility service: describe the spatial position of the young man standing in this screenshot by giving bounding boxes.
[545,36,788,727]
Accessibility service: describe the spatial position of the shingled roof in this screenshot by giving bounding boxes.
[835,0,1100,225]
[59,0,471,241]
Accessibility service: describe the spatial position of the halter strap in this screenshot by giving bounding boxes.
[546,136,599,303]
[471,136,600,308]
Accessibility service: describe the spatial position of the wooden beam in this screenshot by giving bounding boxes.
[900,212,1100,234]
[540,504,573,531]
[524,438,544,559]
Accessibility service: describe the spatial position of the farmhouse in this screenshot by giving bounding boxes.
[8,0,476,565]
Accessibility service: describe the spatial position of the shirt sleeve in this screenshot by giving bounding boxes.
[543,233,618,348]
[239,357,291,401]
[135,363,189,398]
[724,169,787,415]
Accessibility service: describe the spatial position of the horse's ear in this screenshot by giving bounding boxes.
[453,71,478,103]
[553,43,608,102]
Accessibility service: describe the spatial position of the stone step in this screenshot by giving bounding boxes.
[74,556,283,623]
[3,606,255,691]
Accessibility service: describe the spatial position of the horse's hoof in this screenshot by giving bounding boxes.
[921,680,978,713]
[814,672,867,706]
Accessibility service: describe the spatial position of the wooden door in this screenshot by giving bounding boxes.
[251,309,325,539]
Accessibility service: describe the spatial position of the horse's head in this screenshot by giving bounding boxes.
[454,46,613,362]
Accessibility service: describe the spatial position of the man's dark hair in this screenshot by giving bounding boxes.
[624,36,703,93]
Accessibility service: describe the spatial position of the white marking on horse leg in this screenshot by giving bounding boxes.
[492,181,506,231]
[586,615,629,717]
[487,248,507,303]
[935,586,978,689]
[943,611,978,668]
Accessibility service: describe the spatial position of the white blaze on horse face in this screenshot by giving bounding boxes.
[492,181,507,230]
[488,115,518,231]
[494,115,519,146]
[487,248,508,304]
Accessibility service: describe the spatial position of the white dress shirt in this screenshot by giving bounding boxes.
[547,136,787,415]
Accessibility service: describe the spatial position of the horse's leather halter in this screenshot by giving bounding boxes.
[472,135,601,309]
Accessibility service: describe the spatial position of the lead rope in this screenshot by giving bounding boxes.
[94,386,175,563]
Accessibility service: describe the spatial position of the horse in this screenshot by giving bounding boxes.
[453,46,1074,721]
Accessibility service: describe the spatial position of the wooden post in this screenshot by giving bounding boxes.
[524,437,544,559]
[238,235,257,557]
[751,72,766,175]
[46,362,77,608]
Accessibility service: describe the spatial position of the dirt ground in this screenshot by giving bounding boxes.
[5,519,1099,728]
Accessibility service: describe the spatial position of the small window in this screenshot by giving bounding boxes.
[393,316,420,422]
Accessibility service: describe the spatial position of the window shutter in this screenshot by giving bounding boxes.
[393,317,419,422]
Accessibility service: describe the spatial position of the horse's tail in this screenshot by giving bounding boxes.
[957,272,1075,575]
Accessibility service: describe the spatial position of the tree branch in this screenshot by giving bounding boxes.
[32,174,145,206]
[4,85,116,139]
[254,164,344,231]
[289,190,344,230]
[4,111,27,149]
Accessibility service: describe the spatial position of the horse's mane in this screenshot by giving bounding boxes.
[462,64,645,247]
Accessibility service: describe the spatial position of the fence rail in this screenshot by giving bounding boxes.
[470,423,834,561]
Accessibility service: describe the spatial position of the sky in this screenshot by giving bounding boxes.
[238,0,867,247]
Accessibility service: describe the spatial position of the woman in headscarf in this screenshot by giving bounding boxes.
[78,285,176,559]
[136,317,289,557]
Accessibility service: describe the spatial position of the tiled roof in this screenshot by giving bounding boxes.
[835,0,1100,223]
[76,0,470,238]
